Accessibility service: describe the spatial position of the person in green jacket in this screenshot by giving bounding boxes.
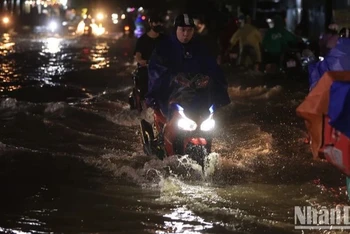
[262,15,299,72]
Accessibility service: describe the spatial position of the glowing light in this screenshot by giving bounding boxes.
[2,17,9,24]
[94,25,105,36]
[200,115,215,131]
[44,38,61,54]
[124,25,130,31]
[96,13,104,20]
[177,108,197,131]
[141,15,146,20]
[76,20,86,34]
[163,207,213,233]
[121,14,126,19]
[127,7,135,13]
[59,0,67,6]
[76,20,105,36]
[48,21,57,32]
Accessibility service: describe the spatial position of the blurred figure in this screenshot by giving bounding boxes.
[194,16,220,64]
[83,11,93,36]
[228,15,262,69]
[219,17,239,65]
[83,10,92,25]
[262,15,298,72]
[319,24,339,56]
[133,15,165,98]
[309,27,350,89]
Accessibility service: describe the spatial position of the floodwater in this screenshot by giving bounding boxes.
[0,33,348,234]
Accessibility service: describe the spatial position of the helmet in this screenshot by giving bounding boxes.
[339,27,350,38]
[174,13,195,28]
[149,14,162,23]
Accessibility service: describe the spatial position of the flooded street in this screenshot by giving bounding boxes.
[0,33,348,234]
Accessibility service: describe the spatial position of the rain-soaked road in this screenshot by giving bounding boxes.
[0,33,348,234]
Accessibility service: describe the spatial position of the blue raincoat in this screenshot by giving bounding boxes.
[328,81,350,138]
[309,38,350,89]
[146,33,230,115]
[309,38,350,138]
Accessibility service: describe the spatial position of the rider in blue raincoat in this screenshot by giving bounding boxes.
[146,13,231,116]
[308,28,350,138]
[309,28,350,89]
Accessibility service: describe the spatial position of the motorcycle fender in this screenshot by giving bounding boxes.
[185,138,207,146]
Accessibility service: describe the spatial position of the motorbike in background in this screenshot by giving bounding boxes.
[281,39,318,74]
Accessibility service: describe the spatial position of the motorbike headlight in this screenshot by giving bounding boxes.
[178,117,197,131]
[177,109,197,131]
[200,114,215,131]
[49,21,58,32]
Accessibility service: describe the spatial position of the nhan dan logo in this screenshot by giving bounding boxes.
[294,206,350,229]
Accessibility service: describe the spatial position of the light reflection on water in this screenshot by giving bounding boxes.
[160,206,214,233]
[0,33,15,55]
[0,228,32,234]
[43,37,61,54]
[2,34,346,234]
[90,42,110,70]
[0,34,113,97]
[0,33,18,93]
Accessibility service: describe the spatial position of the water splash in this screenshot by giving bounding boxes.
[228,85,283,100]
[44,102,68,113]
[0,98,17,109]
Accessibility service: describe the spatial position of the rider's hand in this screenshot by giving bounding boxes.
[139,60,148,67]
[174,73,191,87]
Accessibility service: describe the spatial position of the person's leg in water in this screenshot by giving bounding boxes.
[239,45,248,68]
[264,52,279,73]
[247,45,259,71]
[137,67,148,100]
[240,45,257,69]
[135,67,148,111]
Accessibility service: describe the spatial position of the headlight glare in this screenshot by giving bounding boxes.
[200,115,215,131]
[178,117,197,131]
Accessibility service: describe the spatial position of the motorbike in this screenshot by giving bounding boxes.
[140,74,216,171]
[282,39,318,74]
[281,47,302,73]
